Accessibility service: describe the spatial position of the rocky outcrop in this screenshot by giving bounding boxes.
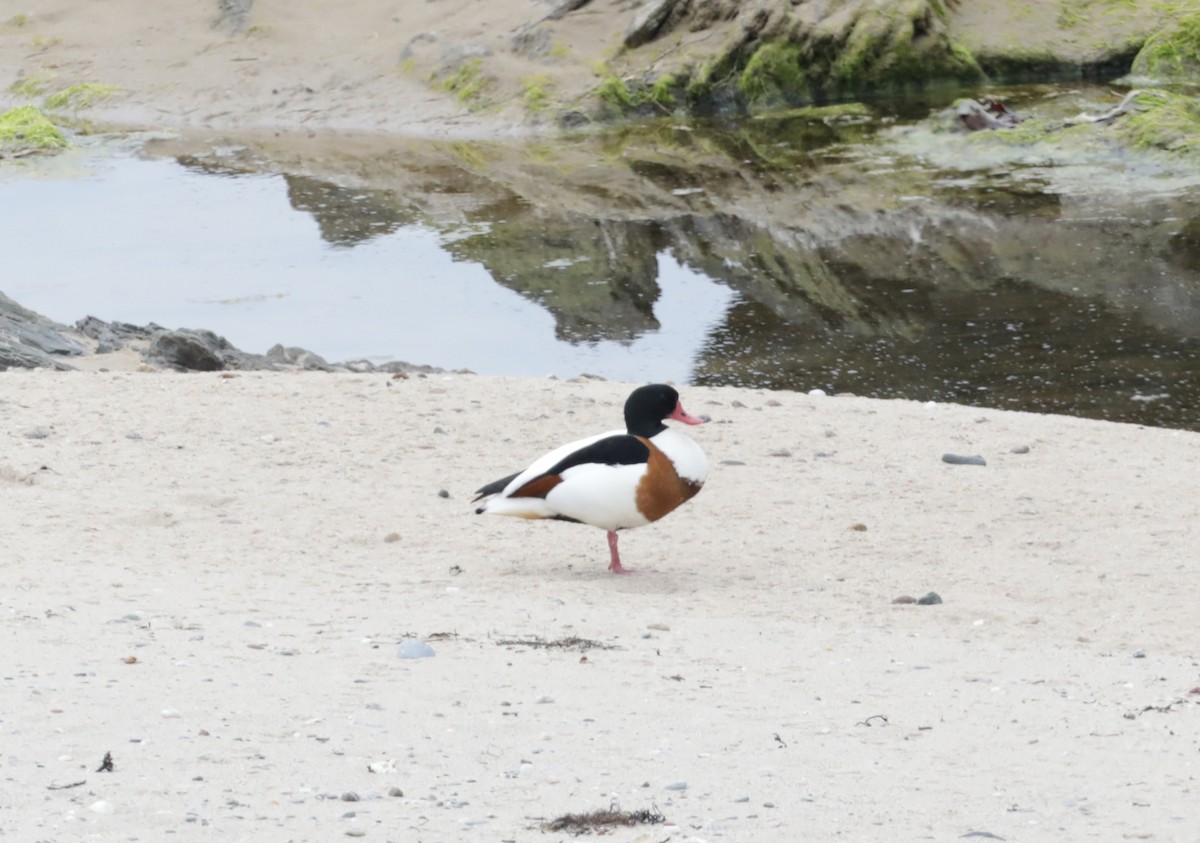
[0,291,85,370]
[2,299,441,374]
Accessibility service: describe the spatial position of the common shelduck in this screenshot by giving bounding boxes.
[473,383,709,573]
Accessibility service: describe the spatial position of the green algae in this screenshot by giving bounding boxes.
[1116,89,1200,154]
[960,88,1200,162]
[522,75,556,113]
[0,105,69,155]
[433,60,495,111]
[596,72,682,115]
[1131,9,1200,79]
[598,75,636,110]
[43,83,117,111]
[7,75,50,98]
[728,1,980,113]
[737,40,809,109]
[826,0,981,95]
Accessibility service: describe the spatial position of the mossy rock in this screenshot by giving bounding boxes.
[596,72,685,118]
[963,89,1200,162]
[1116,89,1200,155]
[0,105,69,156]
[1130,10,1200,80]
[737,40,810,109]
[724,0,981,113]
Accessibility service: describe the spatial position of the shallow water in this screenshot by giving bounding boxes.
[4,88,1199,430]
[4,145,736,384]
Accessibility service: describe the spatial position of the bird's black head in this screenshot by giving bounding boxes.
[624,383,682,437]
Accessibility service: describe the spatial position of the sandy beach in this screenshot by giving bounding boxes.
[5,1,1200,839]
[3,370,1199,841]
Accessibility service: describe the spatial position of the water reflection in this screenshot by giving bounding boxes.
[4,86,1198,431]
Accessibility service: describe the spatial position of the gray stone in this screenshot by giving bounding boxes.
[0,290,85,370]
[625,0,678,49]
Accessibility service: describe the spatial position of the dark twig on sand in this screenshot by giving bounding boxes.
[496,635,618,652]
[856,714,889,727]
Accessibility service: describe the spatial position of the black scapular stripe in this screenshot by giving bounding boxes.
[473,435,650,503]
[544,434,650,476]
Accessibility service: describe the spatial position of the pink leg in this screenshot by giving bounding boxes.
[607,530,634,574]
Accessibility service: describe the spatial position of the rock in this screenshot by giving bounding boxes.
[214,0,254,36]
[0,291,86,370]
[266,344,334,371]
[547,0,592,21]
[148,328,237,371]
[625,0,678,49]
[956,97,1025,132]
[75,315,158,351]
[511,26,553,59]
[916,592,943,605]
[942,453,987,466]
[4,296,444,374]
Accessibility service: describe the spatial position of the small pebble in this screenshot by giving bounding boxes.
[917,592,943,605]
[807,388,826,397]
[161,708,182,718]
[664,780,688,791]
[892,595,916,604]
[387,787,404,797]
[1010,445,1030,454]
[397,640,435,659]
[437,489,450,499]
[89,800,114,814]
[383,533,401,543]
[942,453,986,466]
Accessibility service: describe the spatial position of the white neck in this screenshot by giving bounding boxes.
[652,428,708,484]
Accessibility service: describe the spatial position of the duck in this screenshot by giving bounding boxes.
[473,383,709,574]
